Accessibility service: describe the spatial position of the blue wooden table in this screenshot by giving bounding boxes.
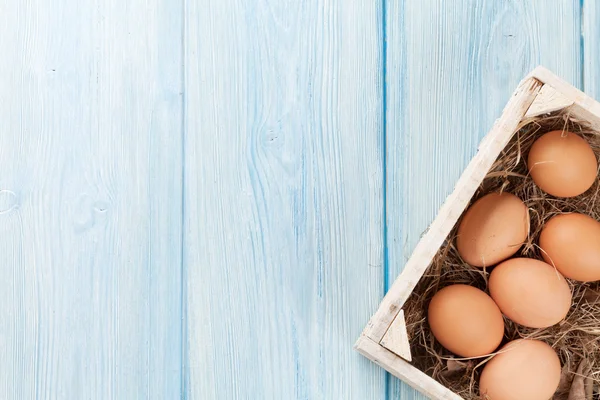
[0,0,596,398]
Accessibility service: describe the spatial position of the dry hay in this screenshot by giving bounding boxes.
[403,110,600,399]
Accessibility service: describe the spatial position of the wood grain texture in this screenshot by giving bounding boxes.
[183,0,385,399]
[583,0,600,98]
[524,84,573,117]
[380,310,411,362]
[385,1,582,398]
[0,0,183,398]
[0,0,593,398]
[529,68,600,131]
[355,336,461,400]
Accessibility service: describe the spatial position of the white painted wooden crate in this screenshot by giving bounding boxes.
[355,66,600,400]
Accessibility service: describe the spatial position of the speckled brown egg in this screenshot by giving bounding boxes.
[427,284,504,357]
[528,130,597,197]
[489,258,572,328]
[479,339,561,400]
[540,212,600,282]
[456,192,529,267]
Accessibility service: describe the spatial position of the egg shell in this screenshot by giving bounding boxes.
[479,339,561,400]
[527,130,597,198]
[456,192,529,267]
[427,284,504,358]
[540,213,600,282]
[489,258,572,328]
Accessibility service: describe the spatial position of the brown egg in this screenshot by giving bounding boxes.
[456,192,529,267]
[480,339,561,400]
[540,213,600,282]
[489,258,572,328]
[428,284,504,357]
[527,130,597,197]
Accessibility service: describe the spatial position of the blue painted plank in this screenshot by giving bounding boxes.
[583,0,600,98]
[184,0,385,398]
[385,0,582,398]
[0,0,183,398]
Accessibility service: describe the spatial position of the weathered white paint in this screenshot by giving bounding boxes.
[0,0,183,398]
[365,75,541,342]
[380,310,412,362]
[356,335,463,400]
[524,84,573,118]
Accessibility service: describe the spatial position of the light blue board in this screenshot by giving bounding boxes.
[385,0,582,398]
[184,0,385,399]
[0,0,183,398]
[0,0,597,399]
[584,0,600,99]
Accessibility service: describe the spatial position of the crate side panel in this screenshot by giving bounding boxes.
[529,67,600,130]
[355,336,463,400]
[364,77,541,343]
[380,310,411,362]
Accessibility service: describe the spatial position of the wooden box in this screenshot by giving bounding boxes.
[354,66,600,400]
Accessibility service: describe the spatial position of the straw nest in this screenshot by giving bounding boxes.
[403,110,600,399]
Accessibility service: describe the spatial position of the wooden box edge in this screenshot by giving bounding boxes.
[361,75,543,344]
